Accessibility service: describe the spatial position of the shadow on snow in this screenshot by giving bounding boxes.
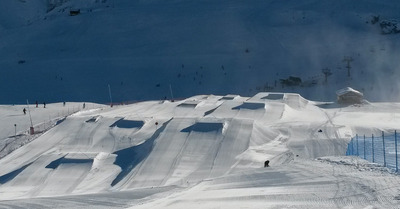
[0,163,32,184]
[111,119,171,186]
[181,122,223,133]
[109,119,144,129]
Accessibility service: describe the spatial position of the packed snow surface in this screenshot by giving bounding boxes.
[1,93,400,208]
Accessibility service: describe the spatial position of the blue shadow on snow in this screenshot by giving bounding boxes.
[181,122,223,133]
[203,106,219,116]
[109,119,144,129]
[261,94,284,100]
[0,162,32,184]
[232,102,265,110]
[111,119,171,187]
[45,156,93,169]
[177,103,198,108]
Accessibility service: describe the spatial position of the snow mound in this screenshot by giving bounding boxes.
[1,93,400,207]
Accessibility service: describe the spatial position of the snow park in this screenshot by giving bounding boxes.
[1,0,400,208]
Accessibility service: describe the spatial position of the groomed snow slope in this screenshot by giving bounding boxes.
[1,93,400,208]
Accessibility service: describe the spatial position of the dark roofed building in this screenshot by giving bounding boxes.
[336,87,364,104]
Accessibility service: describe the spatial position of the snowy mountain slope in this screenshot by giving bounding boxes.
[2,0,400,207]
[0,102,103,159]
[1,0,400,104]
[0,1,46,29]
[1,93,400,208]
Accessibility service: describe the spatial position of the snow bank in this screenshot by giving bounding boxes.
[0,93,400,208]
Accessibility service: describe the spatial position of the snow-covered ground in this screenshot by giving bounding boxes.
[0,102,104,159]
[2,0,400,208]
[1,0,400,104]
[1,93,400,208]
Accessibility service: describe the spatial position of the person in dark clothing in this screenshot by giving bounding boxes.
[35,101,38,108]
[23,108,26,115]
[43,102,46,108]
[264,160,270,167]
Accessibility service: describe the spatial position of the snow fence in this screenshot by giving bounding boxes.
[346,131,399,172]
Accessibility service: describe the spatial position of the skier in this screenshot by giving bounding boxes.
[83,103,85,109]
[43,102,46,108]
[264,160,270,167]
[35,101,38,108]
[23,108,26,115]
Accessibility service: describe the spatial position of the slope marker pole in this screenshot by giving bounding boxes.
[169,84,174,102]
[350,137,354,155]
[363,135,366,160]
[108,84,113,107]
[26,99,34,135]
[395,131,398,172]
[382,131,386,167]
[356,135,359,156]
[372,134,375,163]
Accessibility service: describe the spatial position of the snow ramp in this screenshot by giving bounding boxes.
[116,118,253,189]
[0,93,345,200]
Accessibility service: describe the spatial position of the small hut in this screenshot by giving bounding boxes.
[336,87,364,104]
[69,9,80,16]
